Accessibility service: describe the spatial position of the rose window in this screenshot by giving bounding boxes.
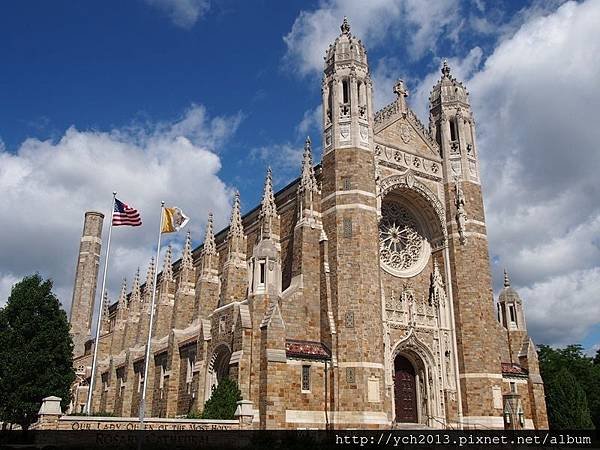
[379,202,427,276]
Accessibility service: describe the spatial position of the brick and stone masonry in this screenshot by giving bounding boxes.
[68,18,548,430]
[69,211,104,357]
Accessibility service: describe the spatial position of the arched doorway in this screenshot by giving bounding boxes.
[206,344,232,400]
[394,354,418,423]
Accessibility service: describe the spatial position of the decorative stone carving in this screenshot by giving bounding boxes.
[359,124,368,142]
[373,143,442,181]
[358,105,367,118]
[450,141,460,155]
[340,104,350,118]
[379,202,426,276]
[468,159,478,178]
[428,260,447,308]
[378,174,448,244]
[400,123,412,144]
[340,124,350,140]
[451,160,461,176]
[454,178,467,245]
[325,128,332,148]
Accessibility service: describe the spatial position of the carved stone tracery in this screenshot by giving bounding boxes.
[379,203,425,275]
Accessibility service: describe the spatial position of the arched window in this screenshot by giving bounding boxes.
[342,79,350,104]
[449,118,457,141]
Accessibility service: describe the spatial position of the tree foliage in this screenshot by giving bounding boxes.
[538,344,598,429]
[545,368,594,429]
[201,377,242,420]
[0,274,75,430]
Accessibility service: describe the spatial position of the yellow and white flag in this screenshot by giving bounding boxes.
[161,206,190,233]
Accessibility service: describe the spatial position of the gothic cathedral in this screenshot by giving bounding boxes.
[69,18,548,429]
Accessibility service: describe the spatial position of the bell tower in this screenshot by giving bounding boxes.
[70,211,104,357]
[320,18,388,426]
[430,61,504,427]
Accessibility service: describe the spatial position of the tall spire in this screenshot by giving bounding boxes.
[300,137,318,194]
[228,191,244,240]
[162,244,174,282]
[131,267,141,303]
[182,231,194,270]
[504,268,511,288]
[145,257,155,295]
[101,290,110,332]
[118,279,127,307]
[260,167,277,221]
[203,212,217,256]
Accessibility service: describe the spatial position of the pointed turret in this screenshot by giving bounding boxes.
[297,137,320,225]
[285,135,323,340]
[197,211,220,318]
[182,231,194,270]
[220,191,248,306]
[498,268,529,370]
[300,137,318,192]
[250,168,282,299]
[116,279,128,324]
[100,290,111,334]
[136,257,155,345]
[429,58,478,183]
[145,257,155,296]
[123,268,142,349]
[153,245,176,338]
[203,212,217,257]
[130,268,141,304]
[228,191,245,254]
[498,269,525,326]
[110,279,128,353]
[200,212,218,278]
[259,167,279,240]
[322,16,372,152]
[162,244,174,282]
[172,231,197,329]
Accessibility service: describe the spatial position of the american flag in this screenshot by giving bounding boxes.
[113,198,142,226]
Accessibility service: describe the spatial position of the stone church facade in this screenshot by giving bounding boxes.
[69,19,548,429]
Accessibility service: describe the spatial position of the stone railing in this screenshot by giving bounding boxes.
[33,396,255,431]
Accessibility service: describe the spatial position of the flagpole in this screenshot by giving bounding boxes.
[85,191,117,415]
[139,201,164,428]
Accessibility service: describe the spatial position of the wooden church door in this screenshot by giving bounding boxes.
[394,355,418,423]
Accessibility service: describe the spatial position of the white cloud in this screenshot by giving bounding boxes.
[250,142,305,182]
[144,0,209,28]
[283,0,461,77]
[520,268,600,347]
[0,273,20,308]
[405,0,600,346]
[296,106,322,138]
[0,105,242,314]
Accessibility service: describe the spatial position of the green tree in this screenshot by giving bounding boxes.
[546,368,594,429]
[201,378,242,420]
[0,274,75,430]
[539,344,599,429]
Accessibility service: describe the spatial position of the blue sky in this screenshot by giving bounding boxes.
[0,0,598,353]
